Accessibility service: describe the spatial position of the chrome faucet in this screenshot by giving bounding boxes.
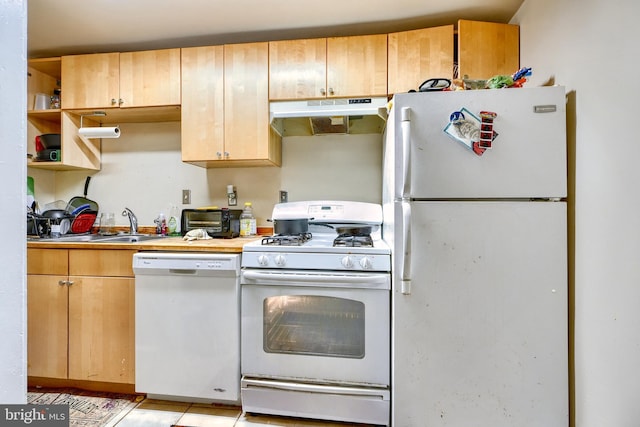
[122,207,138,235]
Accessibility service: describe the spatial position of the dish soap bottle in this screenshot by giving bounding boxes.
[168,205,179,236]
[240,202,256,237]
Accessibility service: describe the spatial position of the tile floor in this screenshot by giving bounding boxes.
[108,398,375,427]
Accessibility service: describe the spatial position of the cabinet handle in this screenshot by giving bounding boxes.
[58,280,66,286]
[67,280,74,286]
[111,98,117,105]
[224,152,230,159]
[118,98,124,106]
[328,87,334,96]
[216,151,222,159]
[320,88,326,96]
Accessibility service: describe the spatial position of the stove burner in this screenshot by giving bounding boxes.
[262,233,313,246]
[333,234,373,248]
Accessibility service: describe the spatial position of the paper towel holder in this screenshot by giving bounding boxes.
[79,111,121,138]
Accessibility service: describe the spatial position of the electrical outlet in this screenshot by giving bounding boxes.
[280,191,288,203]
[182,189,191,204]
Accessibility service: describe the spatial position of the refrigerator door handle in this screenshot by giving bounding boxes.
[401,107,411,198]
[401,201,412,295]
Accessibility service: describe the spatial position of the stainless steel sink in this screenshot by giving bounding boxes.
[95,234,166,243]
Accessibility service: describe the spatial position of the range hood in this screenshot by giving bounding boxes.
[270,97,388,136]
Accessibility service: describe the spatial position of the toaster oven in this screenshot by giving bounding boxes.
[181,208,242,238]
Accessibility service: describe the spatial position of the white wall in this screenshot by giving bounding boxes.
[0,0,27,403]
[513,1,640,425]
[29,123,383,228]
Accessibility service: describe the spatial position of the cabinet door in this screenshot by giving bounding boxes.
[119,48,181,108]
[224,42,271,161]
[181,45,225,162]
[269,38,327,100]
[27,275,69,379]
[327,34,388,98]
[458,20,520,80]
[61,52,120,109]
[388,26,454,94]
[68,277,135,384]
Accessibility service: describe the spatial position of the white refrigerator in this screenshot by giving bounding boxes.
[382,86,569,427]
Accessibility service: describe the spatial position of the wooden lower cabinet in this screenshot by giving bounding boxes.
[68,276,135,383]
[27,274,69,379]
[27,248,136,387]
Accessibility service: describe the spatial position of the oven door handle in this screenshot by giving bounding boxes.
[242,377,390,399]
[242,270,390,289]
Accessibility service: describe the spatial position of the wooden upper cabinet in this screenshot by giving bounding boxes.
[269,38,327,100]
[457,20,520,80]
[181,42,281,167]
[62,52,120,109]
[388,25,454,95]
[61,48,181,110]
[119,48,181,107]
[225,42,277,164]
[326,34,388,98]
[269,34,387,100]
[181,45,225,163]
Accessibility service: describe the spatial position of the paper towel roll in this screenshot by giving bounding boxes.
[79,127,120,138]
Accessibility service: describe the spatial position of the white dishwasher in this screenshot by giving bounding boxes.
[133,252,241,403]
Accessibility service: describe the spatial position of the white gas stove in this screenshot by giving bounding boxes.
[240,201,392,426]
[241,200,390,272]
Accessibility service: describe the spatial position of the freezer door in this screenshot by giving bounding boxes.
[391,86,567,199]
[391,201,568,427]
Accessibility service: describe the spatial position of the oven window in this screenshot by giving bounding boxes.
[263,295,365,359]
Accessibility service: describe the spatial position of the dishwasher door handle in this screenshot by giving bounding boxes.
[168,269,198,275]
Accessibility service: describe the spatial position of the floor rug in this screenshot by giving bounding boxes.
[27,389,140,427]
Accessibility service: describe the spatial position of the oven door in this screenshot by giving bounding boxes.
[241,269,390,387]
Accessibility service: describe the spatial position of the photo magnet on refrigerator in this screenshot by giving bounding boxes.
[444,108,498,156]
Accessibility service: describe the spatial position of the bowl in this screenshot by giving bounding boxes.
[39,133,61,149]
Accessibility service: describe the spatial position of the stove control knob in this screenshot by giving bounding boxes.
[274,254,287,267]
[258,254,270,267]
[359,257,373,270]
[341,256,354,269]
